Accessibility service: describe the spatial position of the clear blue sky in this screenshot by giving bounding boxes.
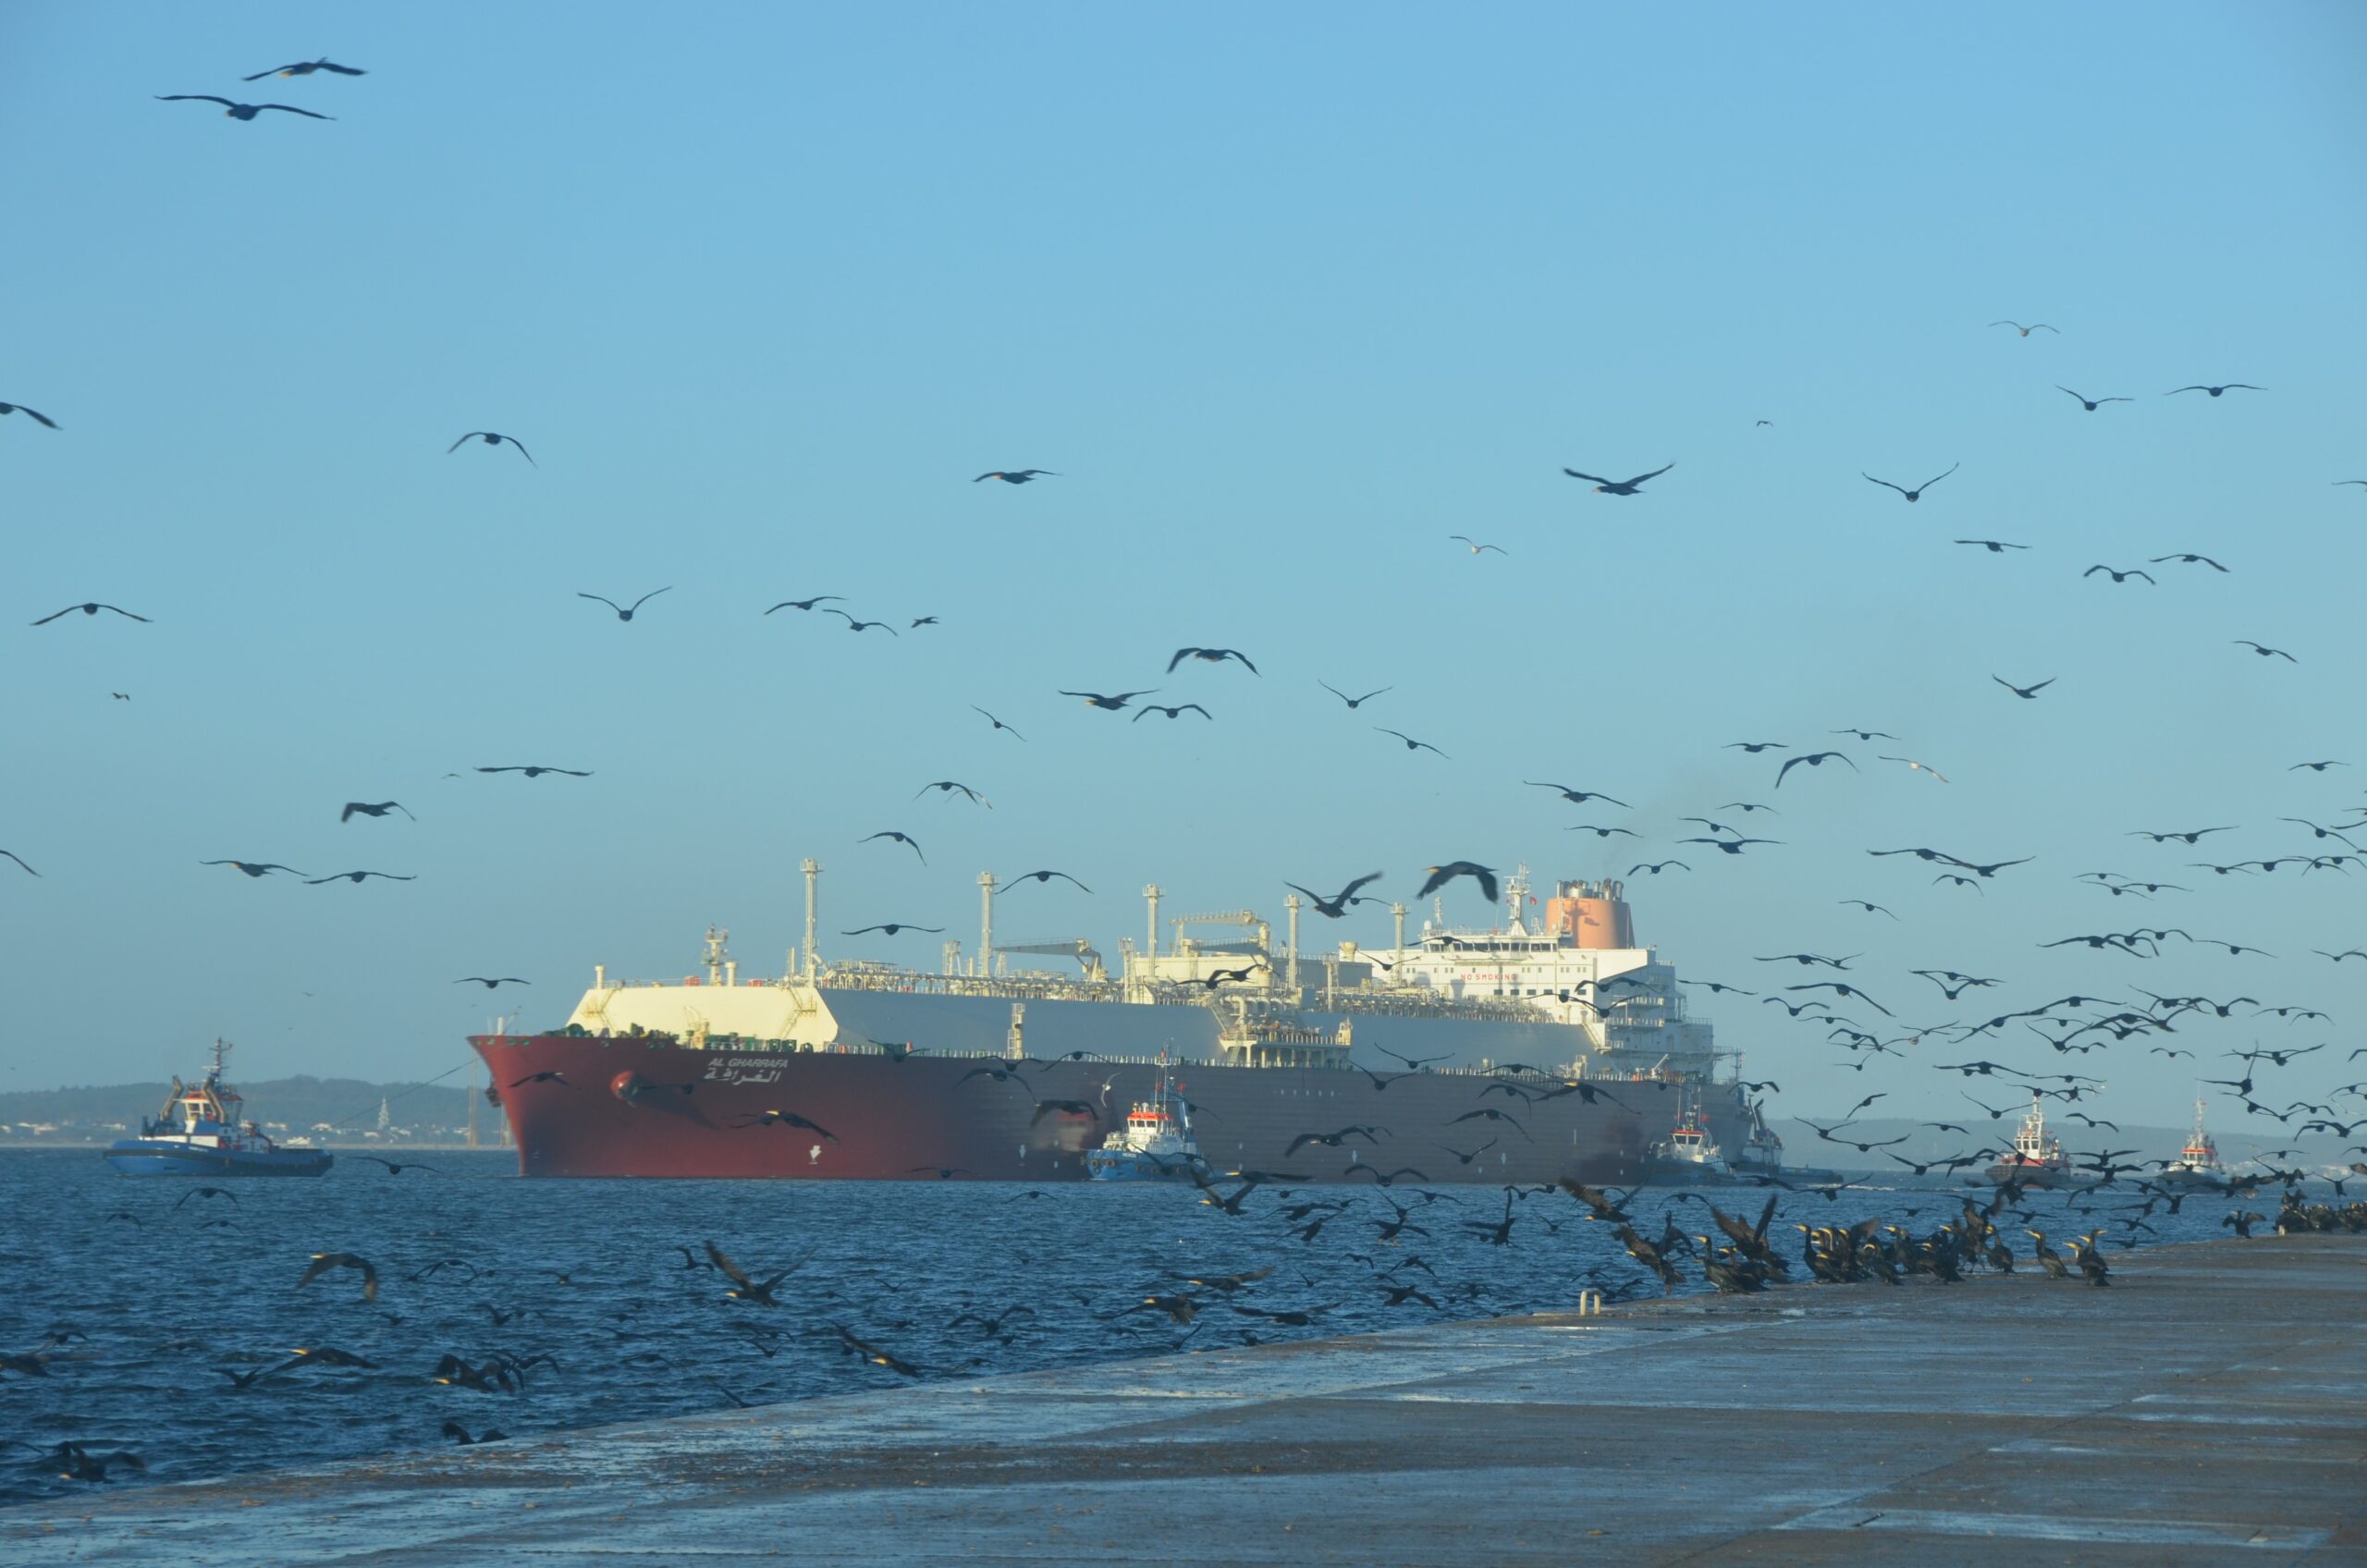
[5,3,2363,1135]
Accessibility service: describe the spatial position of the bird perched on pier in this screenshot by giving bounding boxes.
[447,431,533,463]
[1417,862,1498,901]
[1061,689,1156,711]
[577,588,671,621]
[1286,873,1383,918]
[1862,462,1958,501]
[155,94,333,121]
[244,57,366,80]
[339,801,413,822]
[1167,646,1257,674]
[32,602,147,625]
[1562,461,1674,496]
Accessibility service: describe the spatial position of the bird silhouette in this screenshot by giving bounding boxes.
[1989,320,2058,336]
[448,431,533,463]
[1993,675,2055,699]
[32,603,148,625]
[156,94,332,121]
[2233,641,2296,662]
[339,802,413,822]
[1285,873,1384,918]
[2082,565,2154,584]
[2150,553,2228,572]
[825,609,898,634]
[1524,781,1629,806]
[1862,463,1957,502]
[1168,647,1257,674]
[970,706,1025,740]
[765,595,843,613]
[1954,539,2028,553]
[1061,689,1156,710]
[201,860,303,877]
[476,765,591,777]
[1417,863,1499,901]
[860,831,926,863]
[0,401,59,428]
[1774,751,1856,787]
[244,57,365,80]
[915,780,991,806]
[2056,386,2129,411]
[1004,869,1092,893]
[306,870,415,885]
[1318,681,1391,709]
[1875,755,1950,783]
[2166,383,2261,398]
[454,976,531,988]
[974,470,1057,484]
[578,588,671,621]
[842,923,944,937]
[1134,703,1212,721]
[1,851,39,876]
[1377,728,1447,756]
[1449,535,1506,554]
[1562,462,1674,496]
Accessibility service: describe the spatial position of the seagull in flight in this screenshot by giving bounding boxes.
[1561,462,1674,496]
[973,470,1057,484]
[0,401,59,428]
[454,977,531,989]
[1678,837,1780,855]
[1774,751,1856,787]
[32,602,148,625]
[155,94,333,121]
[1134,703,1212,722]
[1989,321,2058,336]
[916,780,990,806]
[1993,675,2055,699]
[970,706,1025,740]
[1004,869,1093,893]
[2056,386,2130,411]
[578,588,671,621]
[764,595,842,614]
[2,851,40,876]
[244,57,366,80]
[1862,463,1958,502]
[1877,755,1950,783]
[843,923,945,937]
[1377,729,1447,756]
[1168,647,1257,674]
[307,870,416,885]
[1525,782,1629,807]
[860,831,926,863]
[1449,536,1506,555]
[1318,681,1391,709]
[1417,863,1499,901]
[1954,539,2027,553]
[448,431,533,464]
[201,860,304,878]
[340,802,414,822]
[2166,383,2262,398]
[2232,641,2296,662]
[1061,689,1155,710]
[2150,553,2228,572]
[475,765,591,778]
[2083,565,2154,584]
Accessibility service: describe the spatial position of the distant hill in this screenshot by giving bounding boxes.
[0,1075,480,1140]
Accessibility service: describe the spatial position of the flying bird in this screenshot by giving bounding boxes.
[1862,463,1957,502]
[32,603,148,625]
[1876,755,1949,783]
[764,595,842,613]
[155,94,333,121]
[842,923,944,937]
[1449,536,1507,555]
[1989,321,2058,336]
[970,706,1025,740]
[1061,690,1156,710]
[1417,863,1499,902]
[1725,741,1787,753]
[1285,873,1384,918]
[447,431,533,463]
[2056,386,2130,411]
[1993,675,2055,699]
[2166,383,2261,398]
[1377,728,1447,756]
[296,1253,379,1302]
[1564,825,1638,839]
[1562,462,1674,496]
[1166,646,1256,675]
[0,401,59,428]
[339,802,413,822]
[824,609,897,634]
[454,977,530,988]
[974,470,1057,484]
[2,851,39,877]
[244,57,366,80]
[860,831,926,863]
[1004,869,1092,892]
[201,860,303,877]
[2232,641,2296,662]
[577,588,671,621]
[2150,553,2227,572]
[909,616,938,628]
[306,870,415,885]
[1954,539,2028,553]
[1524,781,1629,807]
[1134,703,1212,722]
[915,780,990,807]
[1774,751,1856,787]
[1627,860,1690,875]
[1318,681,1391,709]
[1678,837,1779,855]
[2082,565,2154,584]
[476,766,591,777]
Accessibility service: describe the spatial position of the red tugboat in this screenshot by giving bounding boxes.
[1983,1094,2099,1190]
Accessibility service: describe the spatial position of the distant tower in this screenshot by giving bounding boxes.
[376,1097,391,1133]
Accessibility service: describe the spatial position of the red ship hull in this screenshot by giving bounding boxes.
[472,1035,1704,1184]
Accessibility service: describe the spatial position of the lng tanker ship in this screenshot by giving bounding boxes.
[473,868,1775,1184]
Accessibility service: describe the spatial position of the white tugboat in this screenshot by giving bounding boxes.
[1085,1061,1207,1182]
[1641,1087,1734,1183]
[1984,1094,2099,1189]
[2161,1097,2232,1188]
[104,1040,334,1178]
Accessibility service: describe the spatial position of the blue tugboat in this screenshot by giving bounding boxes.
[1085,1062,1207,1182]
[104,1040,333,1178]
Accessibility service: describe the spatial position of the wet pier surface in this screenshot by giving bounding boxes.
[7,1235,2361,1565]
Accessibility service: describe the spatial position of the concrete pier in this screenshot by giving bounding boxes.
[6,1236,2361,1564]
